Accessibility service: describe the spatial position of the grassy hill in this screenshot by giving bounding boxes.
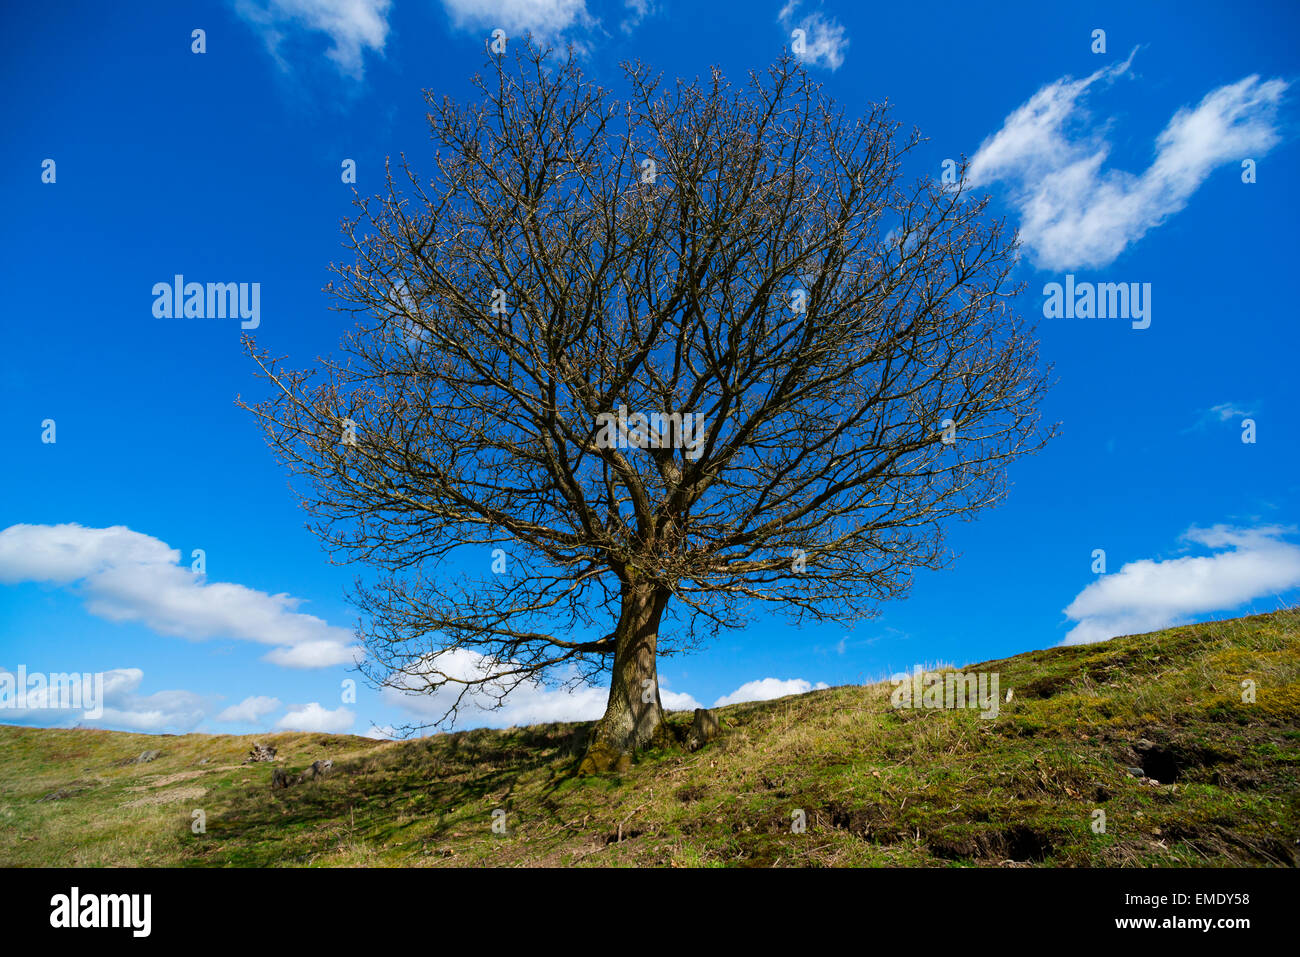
[2,609,1297,867]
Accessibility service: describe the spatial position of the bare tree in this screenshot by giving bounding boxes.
[239,42,1053,771]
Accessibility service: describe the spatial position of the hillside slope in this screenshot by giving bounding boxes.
[2,609,1297,867]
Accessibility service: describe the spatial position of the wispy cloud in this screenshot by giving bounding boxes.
[0,524,361,669]
[235,0,391,79]
[1061,525,1300,645]
[777,1,848,71]
[438,0,594,40]
[1183,401,1258,433]
[620,0,654,34]
[969,55,1287,269]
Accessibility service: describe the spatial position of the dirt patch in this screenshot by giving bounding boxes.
[1022,674,1072,699]
[121,786,207,808]
[929,824,1057,863]
[1160,821,1295,866]
[817,801,908,844]
[604,828,645,844]
[124,770,208,791]
[1123,735,1239,784]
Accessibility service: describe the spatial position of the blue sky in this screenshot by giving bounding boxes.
[1,0,1297,737]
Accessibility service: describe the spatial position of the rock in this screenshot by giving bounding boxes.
[135,749,161,764]
[272,759,334,790]
[244,742,277,763]
[298,759,333,783]
[1125,766,1145,777]
[687,708,721,751]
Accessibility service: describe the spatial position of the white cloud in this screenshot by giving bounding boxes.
[384,649,837,728]
[1062,525,1300,645]
[216,695,283,723]
[778,1,848,71]
[263,640,359,669]
[277,701,356,733]
[969,57,1287,269]
[235,0,391,79]
[0,523,176,583]
[660,687,704,711]
[380,645,704,728]
[0,666,207,732]
[439,0,593,38]
[713,676,829,707]
[383,655,605,727]
[0,524,362,670]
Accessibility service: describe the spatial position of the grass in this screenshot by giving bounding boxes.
[2,608,1297,867]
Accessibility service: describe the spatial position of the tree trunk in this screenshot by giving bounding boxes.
[578,581,674,774]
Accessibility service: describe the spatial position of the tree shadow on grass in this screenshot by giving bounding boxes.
[184,722,597,866]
